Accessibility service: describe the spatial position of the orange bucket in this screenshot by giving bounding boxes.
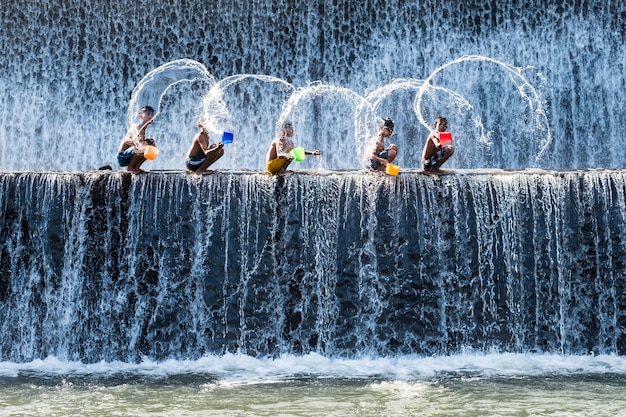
[386,163,400,176]
[144,145,159,160]
[439,132,453,145]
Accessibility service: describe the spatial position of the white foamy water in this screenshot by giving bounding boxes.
[2,353,626,382]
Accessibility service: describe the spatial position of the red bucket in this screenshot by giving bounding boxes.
[439,132,452,145]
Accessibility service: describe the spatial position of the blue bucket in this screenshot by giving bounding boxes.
[222,131,234,144]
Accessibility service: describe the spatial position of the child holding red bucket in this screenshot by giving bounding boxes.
[266,121,320,175]
[422,116,455,173]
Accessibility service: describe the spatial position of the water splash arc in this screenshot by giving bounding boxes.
[127,59,216,127]
[414,55,552,167]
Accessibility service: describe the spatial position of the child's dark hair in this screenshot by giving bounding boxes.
[381,118,394,129]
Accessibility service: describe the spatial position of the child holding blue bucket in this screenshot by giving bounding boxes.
[185,120,225,174]
[266,121,320,175]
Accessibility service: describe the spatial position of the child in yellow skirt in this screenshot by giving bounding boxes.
[265,121,320,174]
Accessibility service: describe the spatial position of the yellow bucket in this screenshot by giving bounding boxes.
[291,147,306,162]
[144,145,159,160]
[386,163,400,176]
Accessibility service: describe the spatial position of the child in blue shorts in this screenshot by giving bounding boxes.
[422,116,454,173]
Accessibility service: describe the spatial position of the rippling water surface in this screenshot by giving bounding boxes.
[2,353,626,416]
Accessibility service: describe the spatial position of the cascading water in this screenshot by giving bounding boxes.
[2,0,626,367]
[1,171,626,362]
